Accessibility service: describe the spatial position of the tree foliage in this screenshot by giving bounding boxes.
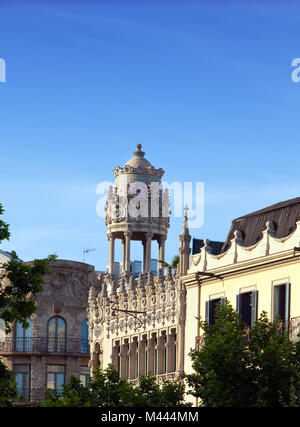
[41,364,190,407]
[159,255,180,270]
[187,301,300,407]
[0,203,55,406]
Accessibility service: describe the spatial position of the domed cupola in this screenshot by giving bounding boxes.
[105,145,170,277]
[113,144,164,185]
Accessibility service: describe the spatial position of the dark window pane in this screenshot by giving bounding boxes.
[209,298,221,325]
[274,285,286,321]
[241,292,252,327]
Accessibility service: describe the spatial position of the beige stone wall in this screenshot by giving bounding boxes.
[0,259,94,403]
[183,250,300,407]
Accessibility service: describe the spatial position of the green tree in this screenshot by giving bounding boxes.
[41,364,190,407]
[0,203,55,406]
[187,301,300,407]
[159,255,180,270]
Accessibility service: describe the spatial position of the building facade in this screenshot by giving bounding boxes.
[88,146,300,405]
[0,259,96,404]
[2,147,300,406]
[88,145,191,383]
[183,198,300,388]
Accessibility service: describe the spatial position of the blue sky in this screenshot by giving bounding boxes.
[1,0,300,271]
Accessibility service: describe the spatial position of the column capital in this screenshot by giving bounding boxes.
[145,232,153,240]
[158,235,166,245]
[124,230,132,239]
[107,232,115,241]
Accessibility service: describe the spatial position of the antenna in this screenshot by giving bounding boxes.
[83,248,96,263]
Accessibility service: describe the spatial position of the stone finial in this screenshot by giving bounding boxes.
[102,281,108,298]
[181,205,190,236]
[129,275,136,292]
[137,273,146,297]
[133,144,145,158]
[120,275,127,294]
[178,205,191,276]
[111,280,118,295]
[204,238,212,253]
[137,272,144,287]
[265,220,275,235]
[147,271,155,290]
[166,265,173,280]
[234,230,244,244]
[157,268,165,291]
[88,283,96,301]
[157,268,164,282]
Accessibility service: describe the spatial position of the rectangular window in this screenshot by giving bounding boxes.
[205,297,226,325]
[154,336,158,375]
[136,342,139,378]
[124,339,129,380]
[236,291,258,328]
[15,364,30,402]
[80,366,90,387]
[47,365,65,393]
[273,283,290,323]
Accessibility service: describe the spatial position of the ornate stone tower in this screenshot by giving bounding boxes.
[105,144,170,276]
[88,146,188,381]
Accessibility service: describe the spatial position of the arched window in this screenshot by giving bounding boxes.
[81,319,90,354]
[47,316,66,353]
[15,319,32,352]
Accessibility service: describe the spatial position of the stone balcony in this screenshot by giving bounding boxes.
[0,337,90,356]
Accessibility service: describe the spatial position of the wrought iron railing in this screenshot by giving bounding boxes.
[14,388,62,404]
[195,316,300,349]
[0,337,90,355]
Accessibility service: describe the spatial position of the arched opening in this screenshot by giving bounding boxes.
[81,319,90,354]
[15,318,32,352]
[47,316,66,352]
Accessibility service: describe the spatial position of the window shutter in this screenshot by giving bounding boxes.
[236,294,241,314]
[220,297,227,306]
[273,285,279,321]
[251,291,258,328]
[205,301,210,325]
[236,294,242,325]
[285,283,290,322]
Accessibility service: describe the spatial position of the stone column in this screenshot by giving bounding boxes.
[124,231,132,273]
[157,334,167,375]
[121,239,126,274]
[139,337,147,376]
[146,232,153,273]
[129,339,138,379]
[167,332,176,373]
[142,240,147,273]
[120,341,129,379]
[158,236,166,273]
[148,334,155,376]
[107,232,115,275]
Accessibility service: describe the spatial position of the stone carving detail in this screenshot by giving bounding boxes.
[88,269,185,339]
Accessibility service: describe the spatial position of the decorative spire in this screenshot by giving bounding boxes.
[133,144,145,158]
[182,205,189,235]
[178,205,191,277]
